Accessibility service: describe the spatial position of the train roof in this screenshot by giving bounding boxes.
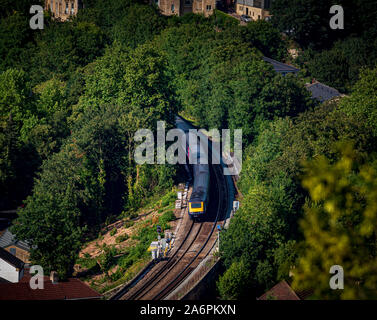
[191,164,209,202]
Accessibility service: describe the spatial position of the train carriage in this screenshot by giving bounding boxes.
[188,162,210,221]
[176,121,211,221]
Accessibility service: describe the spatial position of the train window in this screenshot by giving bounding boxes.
[190,202,202,208]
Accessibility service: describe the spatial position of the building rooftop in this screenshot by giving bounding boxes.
[258,280,301,300]
[0,279,102,300]
[305,81,342,103]
[0,228,31,252]
[0,247,24,270]
[263,56,300,74]
[0,267,102,300]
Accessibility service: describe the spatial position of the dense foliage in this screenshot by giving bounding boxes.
[0,0,299,279]
[218,68,377,299]
[292,144,377,299]
[271,0,377,93]
[1,0,376,297]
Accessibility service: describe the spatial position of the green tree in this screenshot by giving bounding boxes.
[11,143,87,279]
[0,11,35,72]
[292,144,377,299]
[30,20,105,84]
[307,38,377,92]
[0,69,34,123]
[340,67,377,137]
[22,78,70,159]
[220,98,376,298]
[112,4,167,48]
[270,0,335,49]
[217,259,251,300]
[0,69,39,209]
[270,0,376,49]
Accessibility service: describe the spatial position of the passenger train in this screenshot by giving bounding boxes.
[179,128,210,221]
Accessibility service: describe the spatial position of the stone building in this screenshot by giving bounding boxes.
[235,0,271,20]
[45,0,84,21]
[153,0,216,17]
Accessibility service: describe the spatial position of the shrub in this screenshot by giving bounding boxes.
[217,260,250,300]
[116,233,129,243]
[159,211,176,225]
[124,220,135,228]
[110,228,117,237]
[161,191,176,207]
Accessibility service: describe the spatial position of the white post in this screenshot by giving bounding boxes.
[217,225,221,252]
[217,230,220,252]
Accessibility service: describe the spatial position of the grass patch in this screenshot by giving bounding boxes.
[76,256,97,270]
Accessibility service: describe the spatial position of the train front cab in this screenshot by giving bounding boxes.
[188,201,206,221]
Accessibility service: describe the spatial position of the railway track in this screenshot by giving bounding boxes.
[112,119,231,300]
[113,161,228,300]
[153,164,228,300]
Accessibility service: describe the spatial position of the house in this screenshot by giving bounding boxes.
[0,228,31,263]
[235,0,271,20]
[44,0,84,21]
[0,247,25,283]
[263,57,343,102]
[258,280,313,300]
[263,56,300,76]
[0,267,102,300]
[305,81,343,103]
[152,0,216,17]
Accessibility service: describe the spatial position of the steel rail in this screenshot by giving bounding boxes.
[152,163,227,300]
[111,219,195,300]
[129,222,204,300]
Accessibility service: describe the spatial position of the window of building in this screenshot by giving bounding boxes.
[71,2,75,14]
[171,4,175,12]
[206,4,211,11]
[55,1,58,15]
[65,2,69,14]
[10,248,16,255]
[50,0,53,10]
[258,14,261,19]
[254,0,262,7]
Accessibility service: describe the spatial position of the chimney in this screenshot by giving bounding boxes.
[50,271,59,284]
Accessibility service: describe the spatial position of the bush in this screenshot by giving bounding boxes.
[210,10,239,29]
[159,211,176,225]
[217,260,250,300]
[161,191,176,207]
[76,256,97,270]
[99,246,118,272]
[116,233,129,243]
[123,220,135,228]
[110,228,117,236]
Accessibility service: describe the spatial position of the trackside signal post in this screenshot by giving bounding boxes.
[149,225,172,260]
[157,225,161,241]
